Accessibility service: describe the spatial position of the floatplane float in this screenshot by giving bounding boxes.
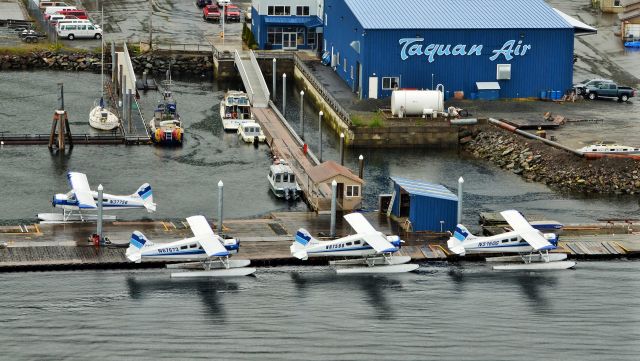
[126,215,256,278]
[447,210,575,270]
[291,213,419,274]
[38,171,156,223]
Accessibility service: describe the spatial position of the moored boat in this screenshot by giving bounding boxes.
[149,88,184,146]
[577,143,640,154]
[220,90,252,131]
[268,160,301,200]
[238,122,266,144]
[89,97,119,130]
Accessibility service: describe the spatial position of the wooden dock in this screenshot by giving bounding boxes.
[0,213,638,271]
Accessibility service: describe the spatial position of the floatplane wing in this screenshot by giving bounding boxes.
[344,213,398,253]
[186,215,229,257]
[500,210,554,251]
[67,172,97,209]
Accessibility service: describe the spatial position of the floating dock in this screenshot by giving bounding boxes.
[0,213,638,271]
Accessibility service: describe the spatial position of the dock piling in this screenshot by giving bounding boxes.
[218,180,224,234]
[300,90,304,141]
[339,133,345,165]
[318,111,323,162]
[282,73,287,115]
[97,184,103,241]
[330,180,337,238]
[272,58,276,100]
[457,177,464,224]
[358,155,364,179]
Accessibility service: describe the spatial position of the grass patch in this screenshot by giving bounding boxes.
[351,111,384,128]
[0,43,93,55]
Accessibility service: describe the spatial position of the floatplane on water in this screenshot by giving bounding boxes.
[38,171,156,223]
[126,215,256,278]
[291,213,419,274]
[447,210,575,270]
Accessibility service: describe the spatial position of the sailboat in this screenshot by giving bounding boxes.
[89,6,119,131]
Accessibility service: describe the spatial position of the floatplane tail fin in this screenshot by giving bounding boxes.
[290,228,317,260]
[133,183,156,212]
[125,231,153,263]
[447,224,475,256]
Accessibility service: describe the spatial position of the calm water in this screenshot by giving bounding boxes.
[0,261,638,360]
[1,71,639,226]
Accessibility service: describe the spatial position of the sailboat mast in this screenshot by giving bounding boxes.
[101,5,104,98]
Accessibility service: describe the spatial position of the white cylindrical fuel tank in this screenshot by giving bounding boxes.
[391,90,444,117]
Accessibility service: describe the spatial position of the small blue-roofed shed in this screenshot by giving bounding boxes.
[390,177,458,232]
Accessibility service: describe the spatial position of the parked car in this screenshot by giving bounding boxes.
[56,23,102,40]
[38,1,68,10]
[196,0,212,8]
[224,4,241,21]
[44,6,77,16]
[46,14,78,25]
[584,82,636,102]
[202,4,221,22]
[572,78,612,95]
[56,9,89,20]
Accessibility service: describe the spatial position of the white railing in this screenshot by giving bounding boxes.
[234,50,255,105]
[250,50,270,103]
[122,42,137,93]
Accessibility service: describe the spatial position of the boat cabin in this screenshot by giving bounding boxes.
[224,92,251,120]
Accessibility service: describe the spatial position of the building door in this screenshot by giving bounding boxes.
[355,61,361,98]
[368,77,378,99]
[282,32,297,50]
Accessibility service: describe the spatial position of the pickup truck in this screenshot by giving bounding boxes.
[584,82,636,102]
[202,5,221,22]
[572,78,611,95]
[224,4,241,21]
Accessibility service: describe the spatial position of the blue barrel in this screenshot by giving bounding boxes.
[540,91,547,99]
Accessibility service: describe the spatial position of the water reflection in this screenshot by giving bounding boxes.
[290,271,401,320]
[125,276,239,322]
[447,264,558,312]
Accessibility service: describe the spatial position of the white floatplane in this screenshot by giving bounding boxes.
[126,215,256,277]
[290,213,419,274]
[38,171,156,222]
[447,210,576,270]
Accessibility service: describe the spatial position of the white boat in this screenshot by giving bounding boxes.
[577,143,640,154]
[88,7,118,131]
[238,122,266,143]
[268,160,301,200]
[149,75,184,146]
[220,90,252,131]
[89,98,119,130]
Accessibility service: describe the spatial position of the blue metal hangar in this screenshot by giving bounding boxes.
[322,0,596,99]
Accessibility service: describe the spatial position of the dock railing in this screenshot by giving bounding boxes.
[268,100,320,166]
[26,1,58,43]
[250,49,270,101]
[234,49,255,105]
[293,53,352,127]
[150,42,214,53]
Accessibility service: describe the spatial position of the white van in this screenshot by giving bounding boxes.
[56,18,92,29]
[39,1,69,10]
[44,6,77,16]
[57,23,102,40]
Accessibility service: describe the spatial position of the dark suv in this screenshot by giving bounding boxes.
[196,0,212,8]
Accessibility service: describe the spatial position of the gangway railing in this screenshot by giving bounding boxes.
[234,50,256,106]
[250,50,270,103]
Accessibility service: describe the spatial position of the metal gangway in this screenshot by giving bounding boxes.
[234,50,270,108]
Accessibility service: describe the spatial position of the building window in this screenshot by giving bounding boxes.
[346,185,360,197]
[308,27,316,46]
[350,65,354,79]
[382,77,399,90]
[615,0,621,6]
[324,13,327,25]
[267,26,283,45]
[343,58,347,72]
[296,6,309,16]
[336,52,340,65]
[268,6,290,15]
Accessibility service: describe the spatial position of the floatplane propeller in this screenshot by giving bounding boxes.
[447,210,576,270]
[126,215,256,277]
[290,212,419,274]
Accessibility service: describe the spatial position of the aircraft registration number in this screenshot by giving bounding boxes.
[109,200,128,205]
[158,247,179,253]
[478,241,500,247]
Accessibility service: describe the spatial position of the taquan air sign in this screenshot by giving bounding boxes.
[399,38,531,63]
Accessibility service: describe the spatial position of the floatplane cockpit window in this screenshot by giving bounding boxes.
[354,240,361,245]
[189,244,197,249]
[180,245,188,250]
[502,239,508,243]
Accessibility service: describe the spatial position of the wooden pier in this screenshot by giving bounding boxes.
[0,213,638,271]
